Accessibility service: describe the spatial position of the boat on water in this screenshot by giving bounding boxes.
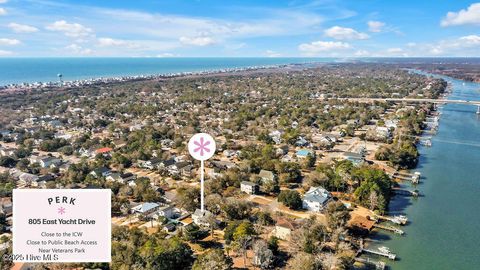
[392,215,408,225]
[420,139,432,147]
[378,246,392,254]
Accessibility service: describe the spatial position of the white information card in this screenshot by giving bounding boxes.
[12,189,111,262]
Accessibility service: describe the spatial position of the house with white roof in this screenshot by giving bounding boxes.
[155,205,175,219]
[269,130,283,144]
[385,119,399,129]
[131,202,160,216]
[376,126,392,139]
[0,147,16,157]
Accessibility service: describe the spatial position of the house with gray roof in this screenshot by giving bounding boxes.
[192,209,217,227]
[295,136,309,147]
[106,172,136,184]
[37,174,56,188]
[18,173,40,186]
[302,186,332,212]
[90,167,112,178]
[343,152,365,166]
[30,156,62,168]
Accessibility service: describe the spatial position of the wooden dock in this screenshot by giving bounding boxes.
[392,187,419,197]
[361,248,396,260]
[364,238,382,243]
[373,224,404,235]
[355,257,386,269]
[375,215,408,225]
[390,171,421,184]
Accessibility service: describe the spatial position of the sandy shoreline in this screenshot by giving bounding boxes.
[0,62,322,94]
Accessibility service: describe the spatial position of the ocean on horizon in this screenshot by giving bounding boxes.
[0,57,335,86]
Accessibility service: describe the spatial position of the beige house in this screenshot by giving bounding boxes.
[273,218,297,240]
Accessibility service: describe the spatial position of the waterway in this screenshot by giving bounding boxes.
[369,72,480,269]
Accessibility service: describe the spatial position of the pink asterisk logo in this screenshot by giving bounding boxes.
[57,207,66,215]
[193,137,211,156]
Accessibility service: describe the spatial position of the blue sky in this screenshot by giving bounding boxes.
[0,0,479,57]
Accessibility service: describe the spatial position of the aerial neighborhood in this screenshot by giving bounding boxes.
[0,63,446,269]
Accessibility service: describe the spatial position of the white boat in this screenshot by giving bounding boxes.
[392,215,408,225]
[378,246,392,254]
[421,139,432,147]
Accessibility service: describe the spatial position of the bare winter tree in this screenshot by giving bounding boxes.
[253,239,274,269]
[369,190,378,211]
